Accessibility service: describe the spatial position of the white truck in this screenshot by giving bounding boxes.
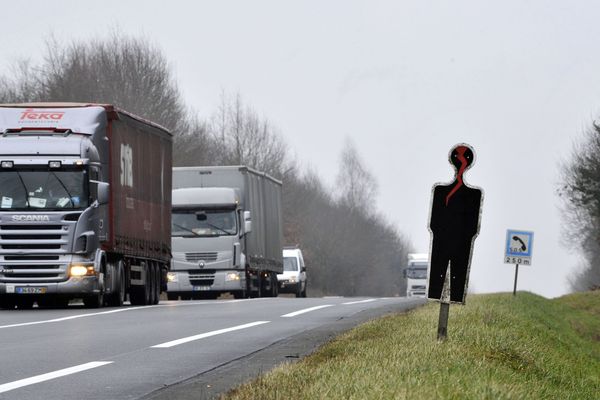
[167,166,283,299]
[404,253,428,298]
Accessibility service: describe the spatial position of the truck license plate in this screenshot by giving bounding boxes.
[193,286,211,291]
[16,287,47,294]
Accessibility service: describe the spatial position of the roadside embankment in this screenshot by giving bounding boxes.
[223,291,600,399]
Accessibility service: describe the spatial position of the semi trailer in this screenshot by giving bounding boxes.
[0,103,172,308]
[168,166,283,299]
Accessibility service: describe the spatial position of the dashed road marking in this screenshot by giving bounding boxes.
[281,305,334,318]
[342,298,377,305]
[151,321,270,348]
[0,361,113,394]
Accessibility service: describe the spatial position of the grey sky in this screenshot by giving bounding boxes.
[2,1,599,297]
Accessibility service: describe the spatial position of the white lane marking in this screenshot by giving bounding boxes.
[342,298,377,305]
[152,321,270,348]
[281,305,334,318]
[0,361,113,394]
[0,299,256,330]
[0,307,149,329]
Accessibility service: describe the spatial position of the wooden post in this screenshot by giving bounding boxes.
[437,263,451,341]
[513,264,519,296]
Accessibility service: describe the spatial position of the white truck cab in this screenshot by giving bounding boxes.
[404,253,428,298]
[277,247,307,297]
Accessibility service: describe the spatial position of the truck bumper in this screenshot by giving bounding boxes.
[0,276,101,296]
[278,280,300,294]
[167,270,246,293]
[407,290,426,297]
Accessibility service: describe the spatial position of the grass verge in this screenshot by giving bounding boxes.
[223,291,600,400]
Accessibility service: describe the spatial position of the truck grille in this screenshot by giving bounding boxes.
[188,270,215,286]
[0,221,73,283]
[0,225,68,253]
[185,252,218,262]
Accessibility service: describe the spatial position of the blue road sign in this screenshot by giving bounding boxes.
[504,229,534,265]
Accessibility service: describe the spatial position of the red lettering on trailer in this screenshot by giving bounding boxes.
[19,109,65,121]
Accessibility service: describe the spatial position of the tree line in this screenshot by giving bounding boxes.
[0,33,410,296]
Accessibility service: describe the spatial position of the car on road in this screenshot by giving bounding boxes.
[277,247,307,297]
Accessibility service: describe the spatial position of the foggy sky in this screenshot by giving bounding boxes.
[2,1,599,297]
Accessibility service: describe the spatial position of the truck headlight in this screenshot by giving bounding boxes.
[167,272,178,283]
[69,264,95,277]
[288,276,297,283]
[225,272,241,281]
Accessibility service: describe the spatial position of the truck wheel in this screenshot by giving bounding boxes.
[148,263,157,305]
[167,292,179,301]
[129,263,151,306]
[153,262,161,305]
[15,297,34,309]
[107,261,125,307]
[301,284,307,298]
[84,268,105,308]
[0,295,16,309]
[232,290,246,299]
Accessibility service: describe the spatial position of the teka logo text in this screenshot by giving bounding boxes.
[11,215,51,222]
[19,109,65,121]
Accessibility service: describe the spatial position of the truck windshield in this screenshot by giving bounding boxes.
[0,167,89,210]
[406,268,428,279]
[172,209,237,237]
[283,257,299,272]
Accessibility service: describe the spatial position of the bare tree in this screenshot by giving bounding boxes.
[207,92,289,178]
[336,138,378,212]
[559,122,600,291]
[0,32,188,135]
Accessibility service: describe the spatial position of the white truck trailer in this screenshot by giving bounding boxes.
[404,253,428,298]
[167,166,283,299]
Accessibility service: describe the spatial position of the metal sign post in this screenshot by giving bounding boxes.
[504,229,534,296]
[427,143,483,342]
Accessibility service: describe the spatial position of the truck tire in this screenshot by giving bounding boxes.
[267,272,278,297]
[152,262,160,305]
[107,261,125,307]
[295,283,302,298]
[129,261,151,305]
[15,297,34,309]
[167,292,179,301]
[84,267,105,308]
[148,263,157,305]
[0,295,16,309]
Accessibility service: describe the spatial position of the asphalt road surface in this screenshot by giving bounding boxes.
[0,296,425,399]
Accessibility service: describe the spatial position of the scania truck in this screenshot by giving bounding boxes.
[0,103,172,308]
[404,253,428,297]
[168,166,283,299]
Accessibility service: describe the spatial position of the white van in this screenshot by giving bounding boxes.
[277,247,307,297]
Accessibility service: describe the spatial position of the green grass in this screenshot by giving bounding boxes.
[223,291,600,400]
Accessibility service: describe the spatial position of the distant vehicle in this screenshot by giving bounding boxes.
[0,103,172,309]
[277,247,307,297]
[168,166,283,299]
[404,253,428,298]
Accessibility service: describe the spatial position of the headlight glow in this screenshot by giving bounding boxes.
[288,276,297,283]
[225,272,241,281]
[167,272,178,283]
[69,264,95,277]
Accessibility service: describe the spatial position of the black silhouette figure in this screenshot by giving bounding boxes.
[428,144,482,304]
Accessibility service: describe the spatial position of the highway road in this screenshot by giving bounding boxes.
[0,296,425,399]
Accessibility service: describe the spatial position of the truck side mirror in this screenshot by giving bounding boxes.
[95,181,109,205]
[243,211,252,234]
